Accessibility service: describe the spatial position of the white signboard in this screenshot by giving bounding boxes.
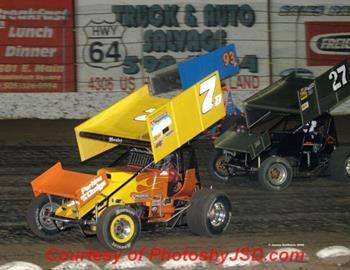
[75,0,269,94]
[271,0,350,82]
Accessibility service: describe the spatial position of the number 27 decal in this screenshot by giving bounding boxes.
[199,75,222,114]
[329,64,348,92]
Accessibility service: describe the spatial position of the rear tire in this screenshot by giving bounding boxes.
[258,156,293,191]
[26,194,63,240]
[187,189,231,236]
[330,146,350,182]
[97,206,140,250]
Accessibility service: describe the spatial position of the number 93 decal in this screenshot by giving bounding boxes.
[199,75,222,114]
[222,50,236,67]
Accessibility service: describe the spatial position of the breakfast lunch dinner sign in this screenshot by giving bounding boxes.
[0,0,75,92]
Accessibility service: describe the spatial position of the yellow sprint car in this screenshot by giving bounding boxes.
[26,44,240,250]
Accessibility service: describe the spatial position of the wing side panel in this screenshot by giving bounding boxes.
[147,71,225,162]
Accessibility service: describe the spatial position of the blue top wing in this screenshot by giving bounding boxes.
[178,44,240,89]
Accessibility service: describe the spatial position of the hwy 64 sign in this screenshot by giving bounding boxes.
[83,20,127,70]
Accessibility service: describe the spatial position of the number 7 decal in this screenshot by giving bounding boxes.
[199,75,222,114]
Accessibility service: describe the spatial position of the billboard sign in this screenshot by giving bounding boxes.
[305,21,350,66]
[76,1,269,93]
[0,0,75,92]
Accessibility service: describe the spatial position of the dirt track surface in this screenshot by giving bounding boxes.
[0,119,350,269]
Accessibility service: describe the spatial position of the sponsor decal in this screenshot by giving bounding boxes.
[305,22,350,66]
[151,199,162,206]
[301,102,310,111]
[151,112,173,148]
[299,88,308,101]
[134,108,156,122]
[253,140,261,148]
[132,193,150,200]
[299,82,314,102]
[80,176,107,202]
[108,136,123,143]
[66,200,80,207]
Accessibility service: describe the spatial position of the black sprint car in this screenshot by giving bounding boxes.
[210,60,350,191]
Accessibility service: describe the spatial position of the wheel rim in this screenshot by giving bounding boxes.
[208,201,226,227]
[110,214,135,244]
[345,157,350,176]
[215,155,229,177]
[267,163,287,185]
[39,202,60,231]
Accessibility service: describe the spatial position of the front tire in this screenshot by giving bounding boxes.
[26,194,63,240]
[187,189,232,236]
[258,156,293,191]
[330,146,350,182]
[209,149,234,183]
[97,206,140,250]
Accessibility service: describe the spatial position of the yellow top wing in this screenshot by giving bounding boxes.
[75,85,168,161]
[75,71,224,163]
